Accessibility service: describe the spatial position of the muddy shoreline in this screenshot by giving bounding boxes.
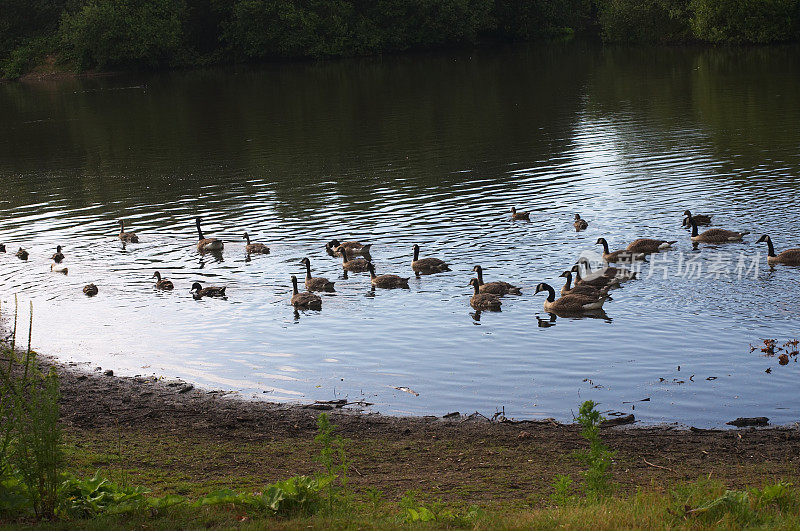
[3,352,798,503]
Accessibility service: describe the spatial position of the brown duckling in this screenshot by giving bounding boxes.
[368,262,410,289]
[472,265,521,295]
[52,245,64,263]
[15,248,28,260]
[191,282,226,299]
[757,235,800,266]
[574,214,588,231]
[685,214,748,243]
[300,258,335,292]
[510,207,530,221]
[242,232,269,254]
[290,275,322,310]
[468,278,501,311]
[195,217,223,252]
[83,284,98,296]
[535,282,607,314]
[0,244,5,252]
[152,271,174,290]
[411,244,449,274]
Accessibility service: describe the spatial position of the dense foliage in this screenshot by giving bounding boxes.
[2,0,800,78]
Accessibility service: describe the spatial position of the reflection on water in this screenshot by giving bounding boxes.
[1,42,799,427]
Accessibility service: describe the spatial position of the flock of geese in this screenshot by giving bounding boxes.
[2,208,799,315]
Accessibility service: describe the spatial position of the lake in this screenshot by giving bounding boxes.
[1,42,799,427]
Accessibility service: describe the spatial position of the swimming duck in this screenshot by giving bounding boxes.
[685,214,748,243]
[190,282,226,299]
[534,282,607,313]
[368,262,410,289]
[243,232,269,254]
[300,258,335,292]
[575,257,637,282]
[558,271,611,297]
[574,214,588,231]
[626,238,677,253]
[570,264,621,289]
[472,265,521,295]
[681,210,711,226]
[510,207,530,221]
[468,278,501,311]
[83,284,98,296]
[326,239,372,257]
[756,235,800,266]
[339,247,370,272]
[50,264,68,275]
[195,217,224,252]
[118,221,139,243]
[411,244,450,274]
[15,248,28,260]
[0,244,5,252]
[52,245,64,263]
[152,271,174,290]
[290,275,322,310]
[596,238,646,263]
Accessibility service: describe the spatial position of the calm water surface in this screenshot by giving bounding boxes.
[1,43,799,427]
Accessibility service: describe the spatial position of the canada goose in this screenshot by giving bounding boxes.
[190,282,226,299]
[559,271,611,297]
[570,264,621,289]
[118,220,139,243]
[576,257,637,282]
[299,258,335,292]
[50,264,68,275]
[756,235,800,266]
[468,278,501,311]
[52,245,64,263]
[290,275,322,310]
[681,210,711,226]
[368,262,410,289]
[326,239,372,257]
[195,217,224,252]
[339,247,370,272]
[510,207,530,221]
[152,271,174,290]
[15,248,28,260]
[242,232,269,254]
[472,265,521,295]
[596,238,646,263]
[534,282,607,313]
[685,214,748,243]
[574,214,588,231]
[626,238,677,253]
[83,284,98,296]
[411,244,450,274]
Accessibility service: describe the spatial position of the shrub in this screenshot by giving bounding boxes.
[596,0,692,43]
[575,400,615,499]
[690,0,799,43]
[59,0,186,70]
[493,0,592,40]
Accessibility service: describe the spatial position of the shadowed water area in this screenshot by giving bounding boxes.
[1,43,799,427]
